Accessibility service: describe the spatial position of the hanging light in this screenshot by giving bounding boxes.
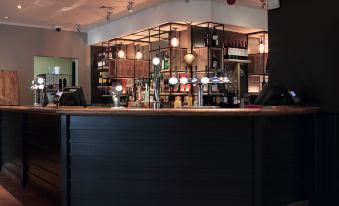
[135,45,143,60]
[171,28,179,47]
[259,37,265,53]
[152,55,160,66]
[184,53,195,65]
[117,44,125,58]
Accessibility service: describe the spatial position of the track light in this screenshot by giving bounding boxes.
[100,6,113,21]
[76,24,81,32]
[127,1,135,13]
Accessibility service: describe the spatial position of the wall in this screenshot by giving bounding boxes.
[268,1,339,108]
[0,24,90,105]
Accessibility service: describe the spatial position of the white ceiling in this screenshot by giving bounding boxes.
[0,0,265,32]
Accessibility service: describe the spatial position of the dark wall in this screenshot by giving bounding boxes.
[268,1,339,108]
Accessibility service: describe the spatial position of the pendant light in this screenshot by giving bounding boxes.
[135,44,143,60]
[184,22,195,65]
[117,43,125,58]
[259,36,265,53]
[171,28,179,47]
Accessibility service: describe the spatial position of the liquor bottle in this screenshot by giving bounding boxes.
[163,52,169,70]
[224,41,229,59]
[233,90,239,108]
[212,27,219,47]
[262,77,267,89]
[212,54,218,69]
[204,29,209,47]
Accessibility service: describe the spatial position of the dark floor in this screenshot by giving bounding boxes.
[0,173,54,206]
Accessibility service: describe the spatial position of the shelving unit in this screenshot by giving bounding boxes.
[91,21,259,107]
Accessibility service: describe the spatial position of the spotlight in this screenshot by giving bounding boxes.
[106,11,112,21]
[17,4,22,9]
[76,24,81,32]
[127,1,135,13]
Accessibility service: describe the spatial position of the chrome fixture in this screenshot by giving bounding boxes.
[152,55,161,109]
[111,85,123,107]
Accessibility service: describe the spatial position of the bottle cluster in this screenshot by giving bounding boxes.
[224,40,248,60]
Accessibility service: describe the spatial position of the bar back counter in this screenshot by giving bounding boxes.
[0,106,318,206]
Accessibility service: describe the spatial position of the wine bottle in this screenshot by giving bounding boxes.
[224,41,229,59]
[212,54,218,69]
[204,29,209,47]
[164,52,169,70]
[212,27,219,47]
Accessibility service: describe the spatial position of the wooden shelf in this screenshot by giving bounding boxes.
[224,59,252,64]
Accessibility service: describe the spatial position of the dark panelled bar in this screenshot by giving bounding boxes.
[1,0,338,205]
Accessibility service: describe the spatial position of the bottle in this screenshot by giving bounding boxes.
[233,90,239,108]
[262,77,267,89]
[212,54,218,69]
[228,41,233,59]
[212,27,219,47]
[224,41,229,59]
[204,29,209,47]
[163,52,169,70]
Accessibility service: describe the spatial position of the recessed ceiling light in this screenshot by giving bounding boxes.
[17,4,22,9]
[4,16,9,19]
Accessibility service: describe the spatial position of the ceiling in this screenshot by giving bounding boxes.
[0,0,265,32]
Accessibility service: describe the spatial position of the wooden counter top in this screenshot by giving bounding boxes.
[0,106,319,116]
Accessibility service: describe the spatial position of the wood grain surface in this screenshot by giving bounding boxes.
[0,70,19,105]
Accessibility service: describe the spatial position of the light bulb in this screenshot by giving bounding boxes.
[116,85,123,92]
[184,53,195,65]
[169,77,178,85]
[37,78,44,84]
[118,50,125,58]
[201,77,209,84]
[152,56,160,66]
[171,37,179,47]
[136,51,143,60]
[179,77,188,85]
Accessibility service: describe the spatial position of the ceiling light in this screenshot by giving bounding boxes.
[127,1,135,13]
[4,16,9,19]
[17,4,22,9]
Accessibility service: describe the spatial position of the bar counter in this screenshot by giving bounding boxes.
[0,106,318,206]
[0,105,319,116]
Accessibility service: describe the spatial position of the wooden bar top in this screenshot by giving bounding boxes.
[0,106,319,116]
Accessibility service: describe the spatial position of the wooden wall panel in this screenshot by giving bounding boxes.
[0,70,19,105]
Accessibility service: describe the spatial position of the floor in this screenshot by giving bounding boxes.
[0,173,54,206]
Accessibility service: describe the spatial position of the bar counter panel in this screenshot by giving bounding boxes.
[0,106,318,206]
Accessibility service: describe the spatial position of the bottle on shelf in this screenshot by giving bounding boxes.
[204,29,209,47]
[162,52,170,70]
[212,54,218,69]
[212,27,219,47]
[262,77,267,89]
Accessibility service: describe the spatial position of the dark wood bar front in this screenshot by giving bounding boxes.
[0,106,318,206]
